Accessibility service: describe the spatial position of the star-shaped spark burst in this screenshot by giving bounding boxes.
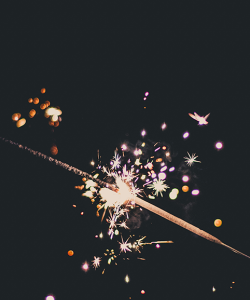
[111,151,121,169]
[147,179,169,197]
[184,152,201,166]
[92,256,102,270]
[118,236,132,253]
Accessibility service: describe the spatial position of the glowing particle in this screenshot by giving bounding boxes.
[212,286,216,292]
[214,219,222,227]
[114,229,119,235]
[28,98,33,103]
[156,244,160,248]
[121,144,127,151]
[99,232,103,239]
[191,189,199,195]
[143,97,146,100]
[158,172,166,180]
[90,160,95,166]
[40,103,46,110]
[162,146,166,150]
[182,175,189,182]
[145,92,149,96]
[82,262,89,272]
[72,205,76,207]
[16,118,26,128]
[169,167,175,172]
[45,100,50,107]
[141,290,146,294]
[172,188,179,195]
[45,296,55,300]
[169,191,178,200]
[215,141,223,150]
[183,132,189,139]
[144,107,146,109]
[141,142,145,147]
[155,147,160,152]
[81,212,84,215]
[156,158,162,162]
[141,129,146,137]
[12,113,21,121]
[141,175,146,180]
[29,109,36,118]
[41,88,46,94]
[124,274,130,283]
[161,122,167,130]
[182,185,189,192]
[165,152,170,157]
[160,166,167,172]
[50,145,58,156]
[33,97,39,104]
[68,250,74,256]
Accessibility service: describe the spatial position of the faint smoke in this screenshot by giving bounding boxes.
[126,207,150,230]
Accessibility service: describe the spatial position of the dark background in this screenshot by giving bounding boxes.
[1,2,249,299]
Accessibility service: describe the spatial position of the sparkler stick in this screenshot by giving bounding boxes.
[1,137,249,259]
[134,196,250,259]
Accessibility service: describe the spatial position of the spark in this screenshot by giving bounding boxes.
[119,236,132,253]
[147,179,169,197]
[184,152,201,166]
[92,256,102,269]
[189,112,210,125]
[111,151,121,169]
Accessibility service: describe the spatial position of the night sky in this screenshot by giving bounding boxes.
[1,2,250,300]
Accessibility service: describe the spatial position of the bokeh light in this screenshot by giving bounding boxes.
[82,262,89,272]
[33,97,39,104]
[141,290,146,294]
[141,129,146,136]
[182,175,189,182]
[29,109,36,118]
[158,172,166,180]
[169,167,175,172]
[182,185,189,192]
[125,274,130,283]
[161,122,167,130]
[183,131,189,139]
[145,92,149,96]
[191,189,199,195]
[45,295,55,300]
[68,250,74,256]
[214,219,222,227]
[41,88,46,94]
[12,113,21,121]
[28,98,33,103]
[215,141,223,150]
[156,244,160,248]
[16,118,26,128]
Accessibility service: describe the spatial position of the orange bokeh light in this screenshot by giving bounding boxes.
[28,98,33,103]
[182,185,189,192]
[68,250,74,256]
[214,219,222,227]
[29,109,36,118]
[41,88,46,94]
[12,113,21,121]
[16,118,26,128]
[40,103,46,110]
[45,100,50,107]
[50,145,58,155]
[33,97,39,104]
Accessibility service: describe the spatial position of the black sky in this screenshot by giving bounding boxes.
[1,2,250,300]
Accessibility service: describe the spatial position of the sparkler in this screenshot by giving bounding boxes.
[1,135,250,259]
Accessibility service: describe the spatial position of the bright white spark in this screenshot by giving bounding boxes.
[119,221,129,229]
[184,152,201,166]
[119,236,132,253]
[188,112,210,125]
[147,179,169,197]
[111,151,121,169]
[92,256,101,269]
